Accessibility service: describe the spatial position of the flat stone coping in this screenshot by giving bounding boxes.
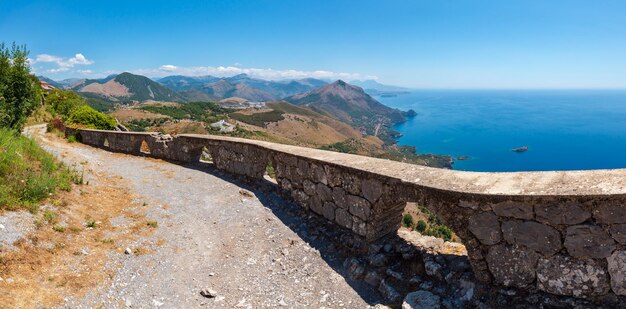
[82,130,626,196]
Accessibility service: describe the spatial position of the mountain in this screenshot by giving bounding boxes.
[157,75,221,91]
[157,74,328,101]
[284,80,408,137]
[37,76,63,89]
[349,79,409,92]
[73,72,184,102]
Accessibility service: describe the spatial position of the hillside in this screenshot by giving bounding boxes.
[157,73,328,101]
[284,80,409,139]
[73,72,185,102]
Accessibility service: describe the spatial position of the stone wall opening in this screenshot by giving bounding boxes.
[199,146,213,163]
[103,138,110,148]
[140,140,151,154]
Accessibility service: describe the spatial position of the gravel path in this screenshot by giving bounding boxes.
[27,126,381,308]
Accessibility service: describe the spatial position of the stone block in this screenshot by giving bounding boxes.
[537,255,610,297]
[564,225,615,258]
[609,224,626,244]
[352,216,367,236]
[310,163,327,185]
[335,208,352,229]
[322,202,336,221]
[593,202,626,224]
[347,195,371,221]
[486,244,539,288]
[535,201,591,225]
[502,220,562,256]
[332,187,348,208]
[303,179,316,196]
[342,173,361,195]
[290,189,309,208]
[308,195,323,215]
[468,212,502,245]
[316,183,333,202]
[402,290,441,309]
[361,178,383,203]
[608,250,626,295]
[493,201,534,219]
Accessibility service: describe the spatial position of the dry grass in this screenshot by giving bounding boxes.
[0,133,157,308]
[109,109,169,122]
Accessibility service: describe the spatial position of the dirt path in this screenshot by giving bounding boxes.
[15,125,379,308]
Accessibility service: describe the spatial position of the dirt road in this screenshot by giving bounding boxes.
[10,125,380,308]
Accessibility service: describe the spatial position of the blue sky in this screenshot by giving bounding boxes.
[1,0,625,88]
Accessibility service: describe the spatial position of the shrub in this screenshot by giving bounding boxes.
[229,110,285,127]
[147,220,158,228]
[416,220,427,232]
[43,209,57,223]
[45,89,86,119]
[52,225,65,232]
[66,105,116,130]
[0,128,76,211]
[402,213,414,228]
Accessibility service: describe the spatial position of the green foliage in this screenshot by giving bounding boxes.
[416,220,427,232]
[52,225,65,232]
[320,139,359,154]
[46,89,86,119]
[265,162,276,179]
[43,209,57,223]
[0,128,76,211]
[85,220,97,228]
[402,213,414,228]
[0,43,41,131]
[140,101,230,121]
[413,204,455,242]
[423,225,453,242]
[229,110,285,128]
[67,105,116,130]
[126,118,167,132]
[67,135,77,143]
[147,220,158,228]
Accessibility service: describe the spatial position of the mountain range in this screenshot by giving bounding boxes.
[40,72,406,103]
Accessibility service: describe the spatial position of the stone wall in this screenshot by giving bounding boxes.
[66,128,626,299]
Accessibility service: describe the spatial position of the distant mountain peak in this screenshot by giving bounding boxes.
[285,80,406,134]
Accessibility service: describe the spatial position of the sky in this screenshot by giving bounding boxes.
[1,0,626,89]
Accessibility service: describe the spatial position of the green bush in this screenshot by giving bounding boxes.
[416,220,427,232]
[229,110,285,127]
[402,213,414,228]
[0,128,75,211]
[45,89,86,119]
[67,105,116,130]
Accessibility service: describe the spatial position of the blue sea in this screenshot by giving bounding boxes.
[376,90,626,172]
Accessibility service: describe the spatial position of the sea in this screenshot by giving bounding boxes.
[376,90,626,172]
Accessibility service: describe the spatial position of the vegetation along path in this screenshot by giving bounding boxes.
[11,125,378,308]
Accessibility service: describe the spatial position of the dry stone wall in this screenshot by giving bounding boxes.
[66,128,626,300]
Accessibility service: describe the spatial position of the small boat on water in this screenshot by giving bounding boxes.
[512,146,528,153]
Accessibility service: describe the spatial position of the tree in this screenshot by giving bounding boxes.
[0,43,40,131]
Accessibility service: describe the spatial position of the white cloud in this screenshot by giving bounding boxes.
[68,53,94,66]
[159,64,178,71]
[46,67,70,73]
[32,53,94,68]
[131,65,377,81]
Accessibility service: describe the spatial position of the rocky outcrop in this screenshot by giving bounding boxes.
[65,128,626,301]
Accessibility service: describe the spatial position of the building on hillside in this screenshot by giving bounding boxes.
[210,119,235,133]
[39,81,56,92]
[218,97,266,109]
